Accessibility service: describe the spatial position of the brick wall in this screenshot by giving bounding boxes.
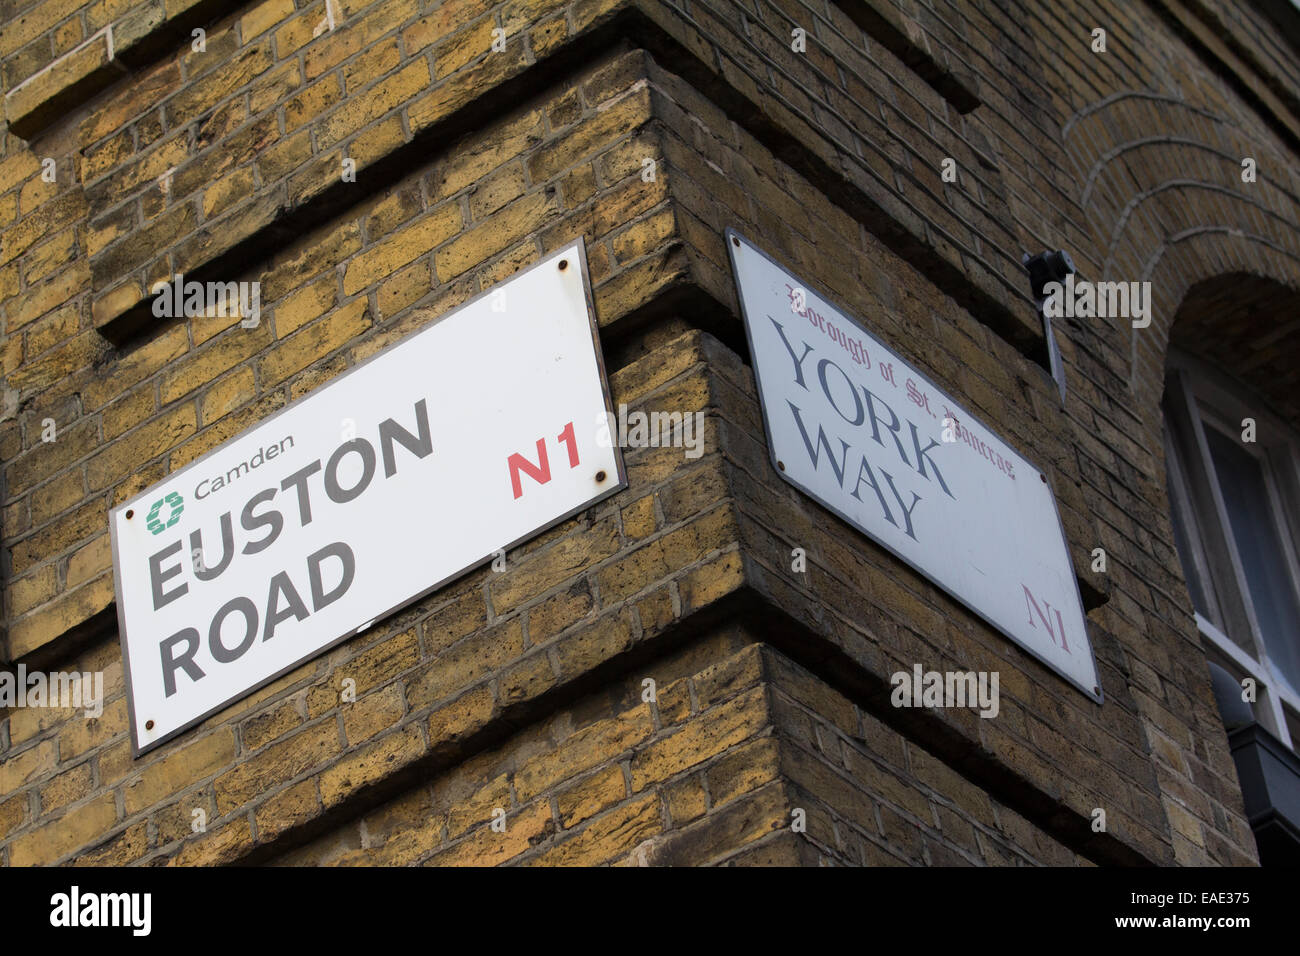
[3,0,1295,865]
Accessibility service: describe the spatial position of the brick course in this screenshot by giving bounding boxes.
[2,0,1294,865]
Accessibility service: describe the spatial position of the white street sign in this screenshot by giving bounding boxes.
[726,229,1101,702]
[111,242,625,754]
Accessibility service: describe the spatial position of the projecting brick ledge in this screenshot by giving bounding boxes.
[62,0,1038,368]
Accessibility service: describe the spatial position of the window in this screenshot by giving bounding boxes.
[1163,349,1300,749]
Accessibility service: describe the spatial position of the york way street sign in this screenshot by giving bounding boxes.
[726,229,1101,703]
[111,242,625,754]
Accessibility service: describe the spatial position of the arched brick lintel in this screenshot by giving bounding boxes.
[1131,232,1300,436]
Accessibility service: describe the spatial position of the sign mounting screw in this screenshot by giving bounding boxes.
[595,470,606,482]
[558,259,568,271]
[145,720,154,730]
[125,509,134,519]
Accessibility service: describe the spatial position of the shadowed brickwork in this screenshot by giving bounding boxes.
[3,0,1296,866]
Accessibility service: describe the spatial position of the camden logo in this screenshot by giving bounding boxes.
[146,492,184,536]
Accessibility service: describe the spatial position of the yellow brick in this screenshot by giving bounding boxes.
[8,563,58,615]
[326,628,421,705]
[375,259,432,321]
[0,739,58,792]
[526,582,594,643]
[274,9,321,58]
[528,88,651,183]
[317,58,430,148]
[441,771,512,839]
[124,730,238,815]
[5,329,104,394]
[678,549,745,614]
[241,699,302,751]
[97,738,134,786]
[102,383,156,439]
[621,494,656,540]
[254,778,321,842]
[19,174,60,214]
[83,324,189,409]
[530,16,568,58]
[320,723,424,808]
[288,353,348,399]
[629,685,770,791]
[595,506,738,603]
[430,109,544,200]
[433,16,496,79]
[498,652,555,704]
[348,113,408,169]
[202,166,257,219]
[160,322,272,404]
[1165,799,1205,847]
[200,365,257,425]
[168,817,254,865]
[58,696,129,762]
[8,426,92,508]
[11,497,104,574]
[705,737,781,807]
[6,263,87,331]
[73,822,149,865]
[663,774,708,825]
[24,228,83,285]
[342,684,406,745]
[400,0,484,55]
[5,33,113,138]
[285,74,344,131]
[25,301,79,357]
[38,762,94,814]
[0,795,27,840]
[556,764,627,827]
[89,278,142,330]
[342,204,461,295]
[613,206,677,262]
[9,792,118,865]
[434,191,558,281]
[550,610,635,678]
[525,793,660,866]
[241,0,295,41]
[274,278,338,337]
[7,573,115,658]
[407,42,528,137]
[250,59,302,114]
[344,37,402,94]
[86,402,197,490]
[263,220,361,301]
[259,296,371,385]
[170,392,286,469]
[514,701,654,802]
[214,721,340,815]
[423,800,554,865]
[406,619,524,709]
[66,533,111,587]
[491,518,620,609]
[474,240,537,286]
[426,685,495,745]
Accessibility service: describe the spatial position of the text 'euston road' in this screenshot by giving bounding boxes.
[145,399,432,698]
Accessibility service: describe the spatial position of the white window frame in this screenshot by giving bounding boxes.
[1163,348,1300,749]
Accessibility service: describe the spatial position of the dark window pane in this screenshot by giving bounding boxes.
[1204,426,1300,692]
